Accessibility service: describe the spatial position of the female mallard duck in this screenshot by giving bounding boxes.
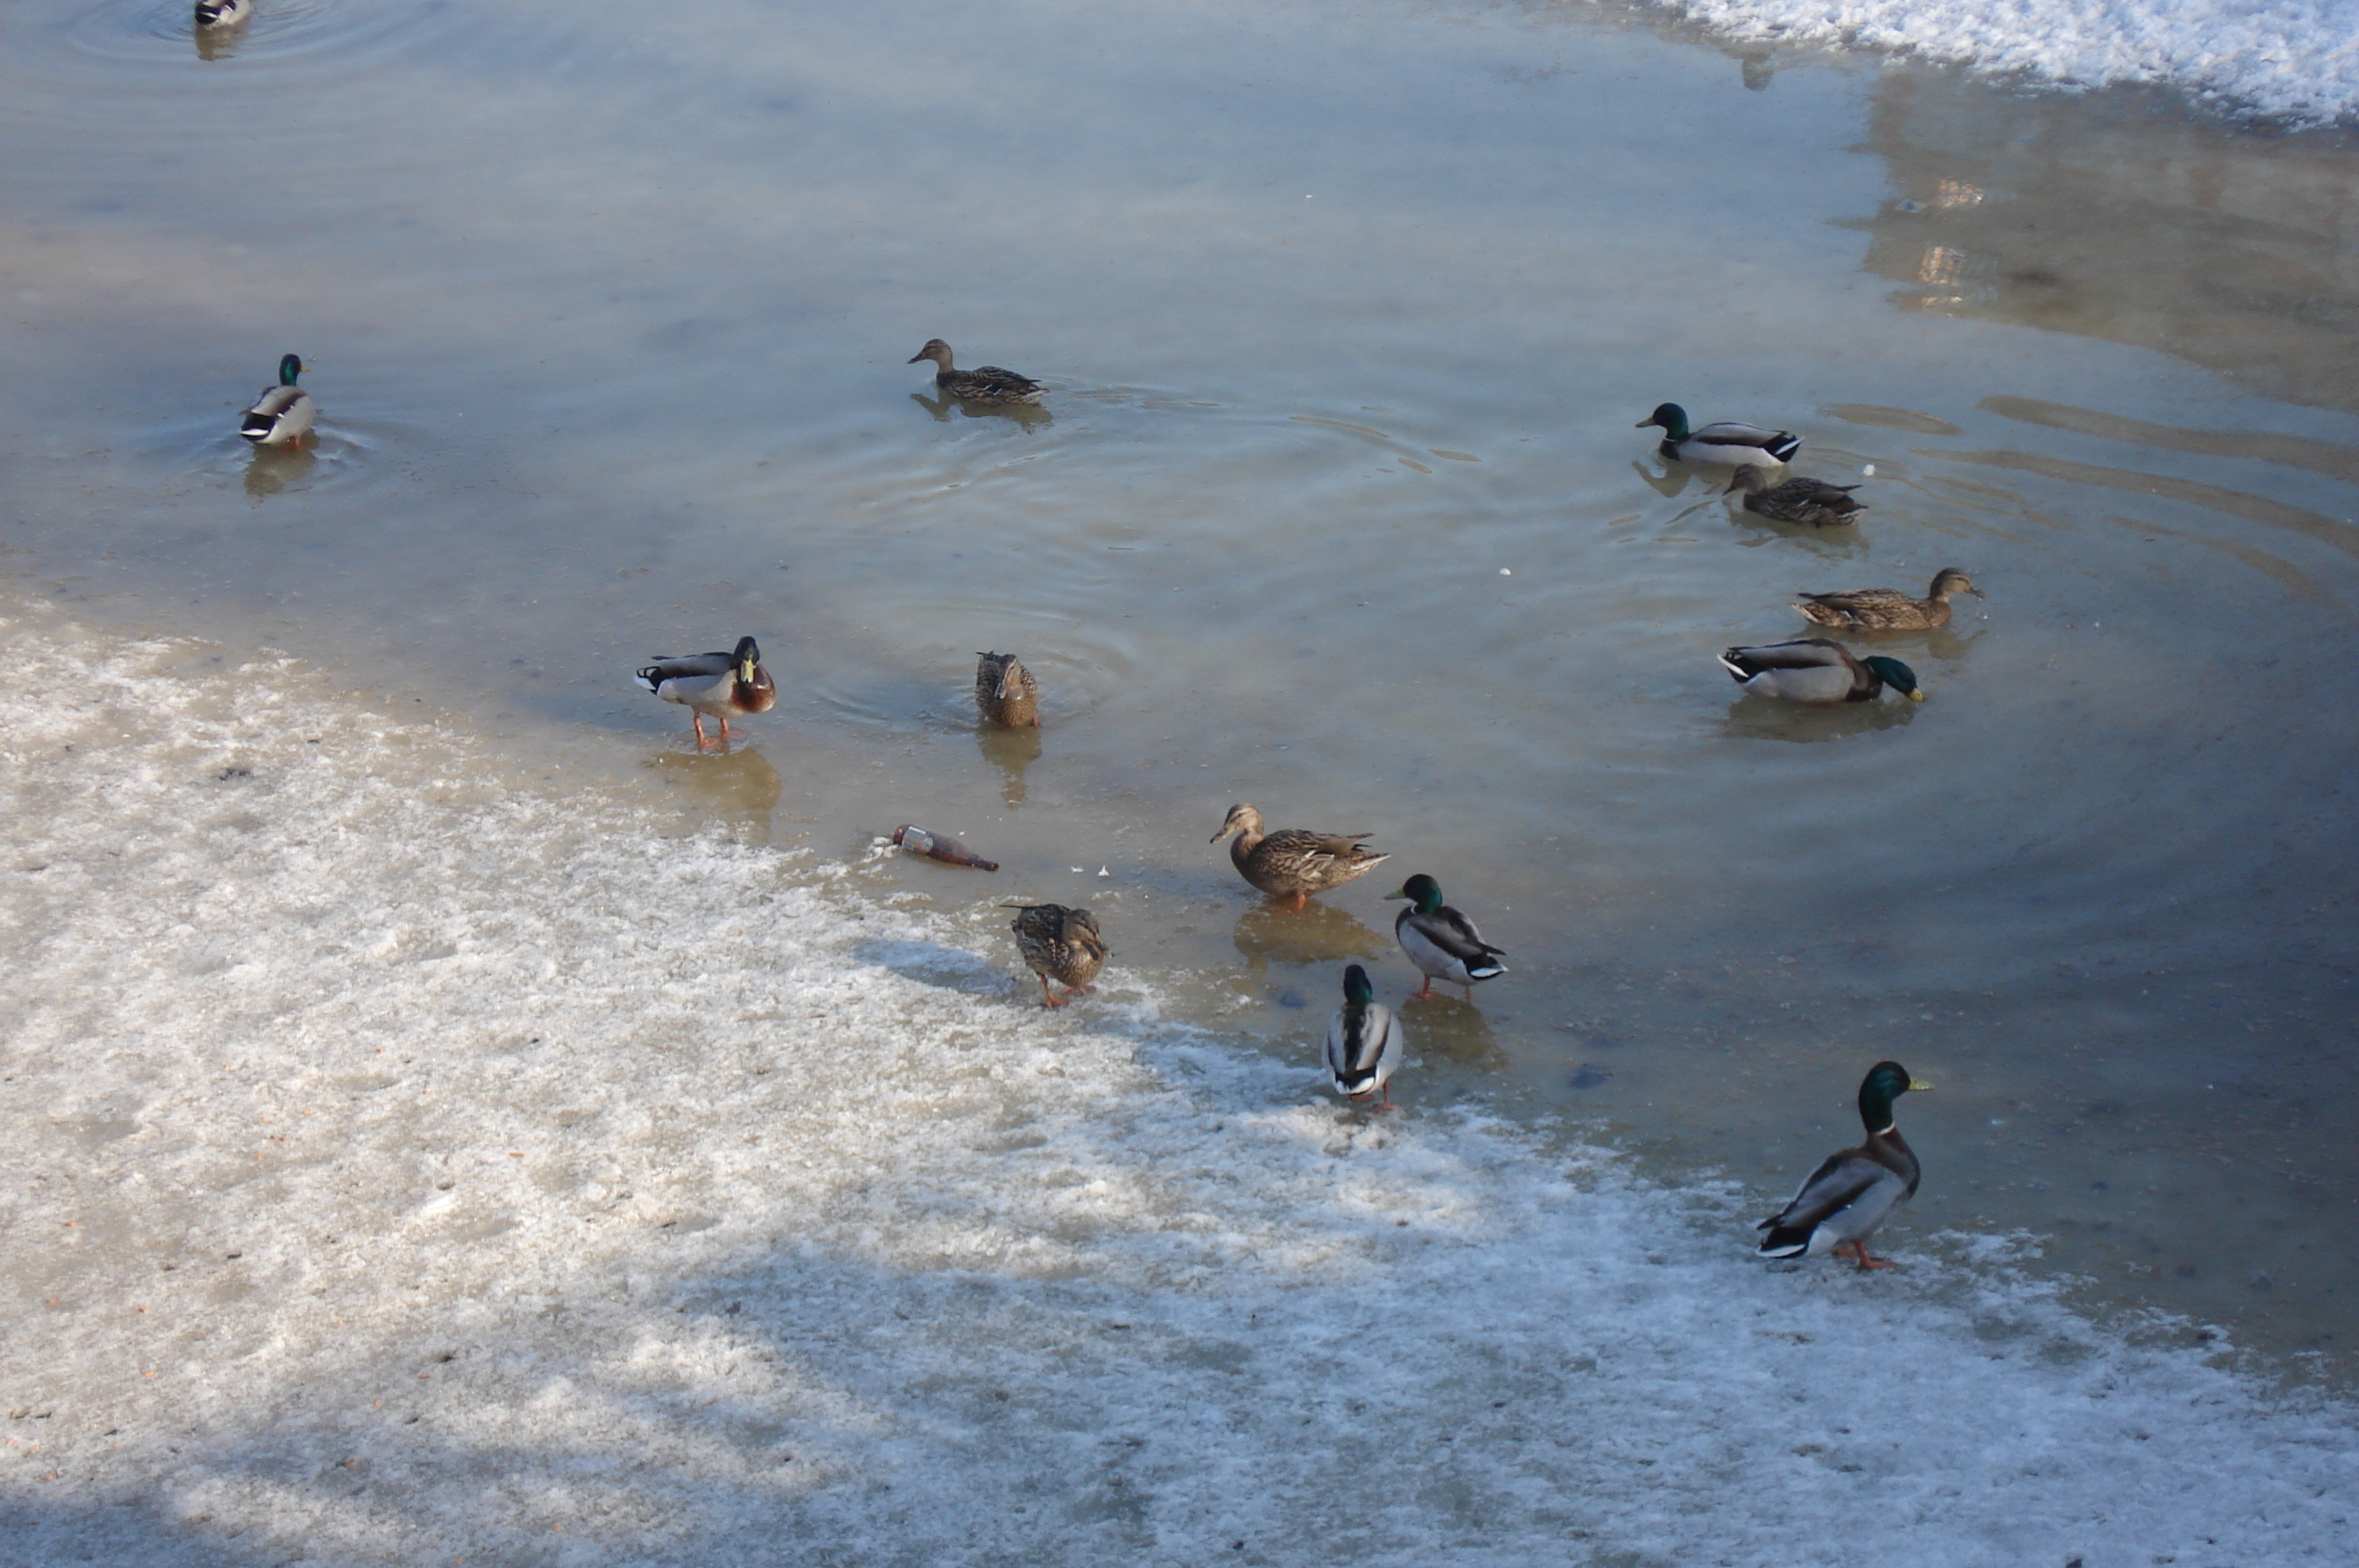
[1797,568,1983,632]
[1326,964,1404,1108]
[194,0,251,28]
[908,340,1044,405]
[240,353,313,447]
[1008,903,1106,1008]
[1210,803,1388,911]
[1726,465,1863,526]
[1637,403,1799,468]
[975,652,1040,727]
[1719,639,1923,704]
[1758,1060,1933,1270]
[1385,874,1507,1000]
[635,635,777,746]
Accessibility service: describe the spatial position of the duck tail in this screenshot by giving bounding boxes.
[1756,1219,1812,1258]
[632,668,663,694]
[239,414,276,442]
[1767,433,1802,463]
[1716,650,1752,683]
[1466,958,1507,981]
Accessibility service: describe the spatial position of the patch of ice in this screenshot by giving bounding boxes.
[0,607,2352,1564]
[1661,0,2359,124]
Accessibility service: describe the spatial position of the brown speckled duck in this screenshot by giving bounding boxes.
[635,636,777,747]
[1210,803,1387,911]
[909,340,1044,405]
[1727,464,1864,527]
[1008,903,1106,1008]
[1797,569,1983,632]
[975,652,1040,727]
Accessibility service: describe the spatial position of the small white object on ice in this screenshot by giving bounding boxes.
[1097,866,1110,877]
[1862,463,1877,476]
[1071,866,1085,874]
[1500,568,1512,576]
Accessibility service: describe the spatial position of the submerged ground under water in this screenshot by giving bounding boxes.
[3,0,2357,1560]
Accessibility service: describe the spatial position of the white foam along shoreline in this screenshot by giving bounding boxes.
[1654,0,2359,125]
[2,610,2354,1565]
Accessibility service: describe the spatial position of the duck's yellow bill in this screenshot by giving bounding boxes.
[1382,885,1407,900]
[1908,1079,1933,1091]
[1907,689,1928,702]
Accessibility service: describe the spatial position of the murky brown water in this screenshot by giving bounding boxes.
[3,0,2357,1380]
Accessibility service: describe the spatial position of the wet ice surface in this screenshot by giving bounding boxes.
[1659,0,2359,125]
[3,614,2353,1564]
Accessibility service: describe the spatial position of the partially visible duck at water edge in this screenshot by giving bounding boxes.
[240,353,313,447]
[1636,403,1799,468]
[1758,1060,1933,1270]
[194,0,252,29]
[1718,639,1923,704]
[1385,873,1507,1001]
[635,636,777,748]
[908,340,1044,405]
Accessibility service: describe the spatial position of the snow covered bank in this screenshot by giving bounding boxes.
[1657,0,2359,124]
[1,608,2352,1565]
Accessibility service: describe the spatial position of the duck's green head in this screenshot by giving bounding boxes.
[1343,963,1375,1004]
[1635,402,1690,440]
[276,353,306,386]
[1384,873,1445,914]
[732,635,761,683]
[1858,1060,1932,1132]
[1861,655,1926,701]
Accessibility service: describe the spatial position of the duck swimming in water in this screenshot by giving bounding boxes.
[908,340,1045,405]
[1726,464,1864,527]
[1636,403,1799,468]
[1797,569,1983,632]
[1718,639,1923,704]
[240,353,313,447]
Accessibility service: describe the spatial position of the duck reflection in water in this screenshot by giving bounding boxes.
[1720,698,1922,743]
[242,445,314,498]
[909,389,1052,429]
[975,723,1041,807]
[646,744,783,839]
[1231,900,1388,972]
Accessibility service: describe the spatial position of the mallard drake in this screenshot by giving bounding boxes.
[194,0,251,28]
[1758,1061,1933,1269]
[1384,874,1507,1000]
[1726,465,1862,526]
[1210,803,1388,911]
[1008,903,1106,1008]
[974,652,1040,727]
[1326,964,1404,1108]
[635,635,777,746]
[908,340,1044,405]
[1797,569,1982,631]
[1637,403,1799,467]
[240,353,313,447]
[1719,639,1923,704]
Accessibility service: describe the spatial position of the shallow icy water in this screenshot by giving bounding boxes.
[3,0,2358,1556]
